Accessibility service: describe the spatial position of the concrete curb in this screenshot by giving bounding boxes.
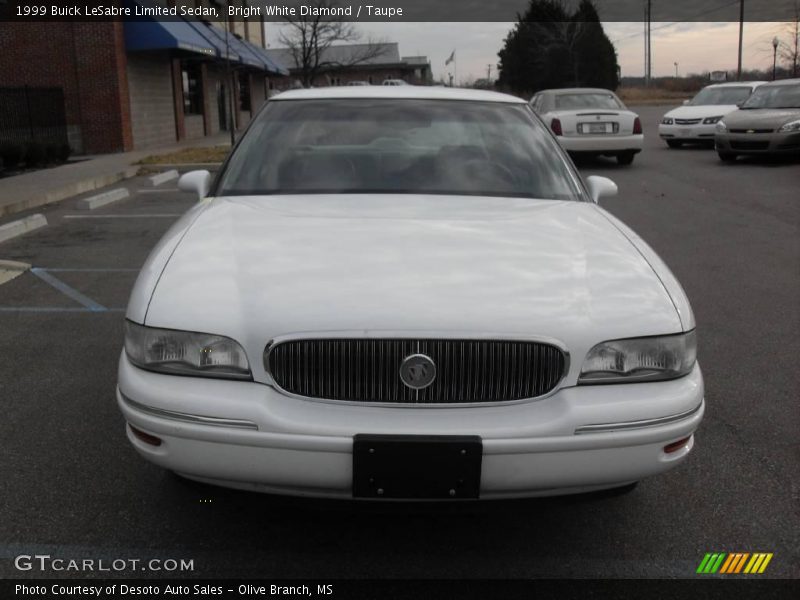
[148,170,179,186]
[0,214,47,244]
[0,259,31,285]
[0,166,139,218]
[76,187,130,210]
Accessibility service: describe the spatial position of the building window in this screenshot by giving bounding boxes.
[239,73,251,112]
[181,63,203,115]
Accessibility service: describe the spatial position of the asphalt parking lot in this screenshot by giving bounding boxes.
[0,105,797,579]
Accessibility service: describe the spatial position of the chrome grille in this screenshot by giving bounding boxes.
[675,118,702,125]
[266,339,566,404]
[730,128,774,134]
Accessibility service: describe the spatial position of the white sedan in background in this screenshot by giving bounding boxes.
[530,88,643,164]
[659,82,765,148]
[118,87,702,500]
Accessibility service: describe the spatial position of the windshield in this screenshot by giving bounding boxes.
[689,86,753,106]
[554,93,622,110]
[216,99,583,201]
[740,83,800,109]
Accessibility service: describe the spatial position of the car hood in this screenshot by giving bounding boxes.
[722,108,800,128]
[140,195,683,382]
[663,105,738,119]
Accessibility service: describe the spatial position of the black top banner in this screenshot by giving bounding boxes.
[1,0,798,22]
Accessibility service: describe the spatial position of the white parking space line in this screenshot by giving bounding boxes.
[136,188,180,193]
[62,214,182,219]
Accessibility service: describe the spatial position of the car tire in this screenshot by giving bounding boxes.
[616,152,635,165]
[718,152,737,163]
[666,140,682,149]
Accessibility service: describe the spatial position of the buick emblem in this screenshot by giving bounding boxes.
[399,354,437,390]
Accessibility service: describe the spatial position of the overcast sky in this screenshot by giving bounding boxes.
[265,21,790,83]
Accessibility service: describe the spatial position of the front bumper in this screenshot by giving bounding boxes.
[715,131,800,154]
[117,353,704,499]
[658,123,718,141]
[558,134,643,154]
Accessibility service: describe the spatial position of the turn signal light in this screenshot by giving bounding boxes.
[663,436,691,454]
[551,118,563,136]
[129,424,162,447]
[633,117,643,135]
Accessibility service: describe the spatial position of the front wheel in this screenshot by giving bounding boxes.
[616,152,635,165]
[718,151,737,163]
[666,140,682,149]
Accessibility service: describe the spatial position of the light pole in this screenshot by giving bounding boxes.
[674,62,679,78]
[772,37,780,81]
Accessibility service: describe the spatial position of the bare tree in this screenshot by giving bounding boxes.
[278,0,389,87]
[763,1,799,78]
[777,2,800,77]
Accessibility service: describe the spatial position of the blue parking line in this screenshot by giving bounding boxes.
[29,268,108,312]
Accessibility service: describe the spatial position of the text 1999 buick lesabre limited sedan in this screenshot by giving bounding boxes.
[118,87,703,500]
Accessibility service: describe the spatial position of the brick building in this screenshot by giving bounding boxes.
[0,0,287,154]
[266,43,433,88]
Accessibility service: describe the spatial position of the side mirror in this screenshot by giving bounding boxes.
[585,175,618,203]
[682,99,690,105]
[178,170,211,200]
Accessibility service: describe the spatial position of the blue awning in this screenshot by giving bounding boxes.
[182,19,242,63]
[246,44,290,77]
[124,1,215,57]
[196,23,262,69]
[190,22,288,76]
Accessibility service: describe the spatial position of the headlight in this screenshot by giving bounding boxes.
[715,120,727,133]
[778,119,800,133]
[703,116,723,124]
[661,117,674,125]
[578,331,696,384]
[124,321,251,379]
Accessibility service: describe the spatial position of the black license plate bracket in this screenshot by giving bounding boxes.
[352,434,482,499]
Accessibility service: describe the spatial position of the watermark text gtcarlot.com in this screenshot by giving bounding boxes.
[14,554,194,572]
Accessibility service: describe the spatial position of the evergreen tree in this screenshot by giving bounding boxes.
[498,0,619,95]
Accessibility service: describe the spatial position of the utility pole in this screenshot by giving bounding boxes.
[487,64,492,81]
[737,0,744,81]
[644,0,652,87]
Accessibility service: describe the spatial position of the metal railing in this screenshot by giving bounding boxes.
[0,86,68,146]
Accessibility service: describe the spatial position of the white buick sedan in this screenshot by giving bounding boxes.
[659,82,766,148]
[529,88,644,164]
[118,87,703,500]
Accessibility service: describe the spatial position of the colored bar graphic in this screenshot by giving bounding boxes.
[719,553,736,573]
[699,552,773,574]
[758,553,773,573]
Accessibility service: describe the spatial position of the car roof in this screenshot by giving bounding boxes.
[538,88,617,95]
[704,81,766,88]
[271,86,526,103]
[759,78,800,87]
